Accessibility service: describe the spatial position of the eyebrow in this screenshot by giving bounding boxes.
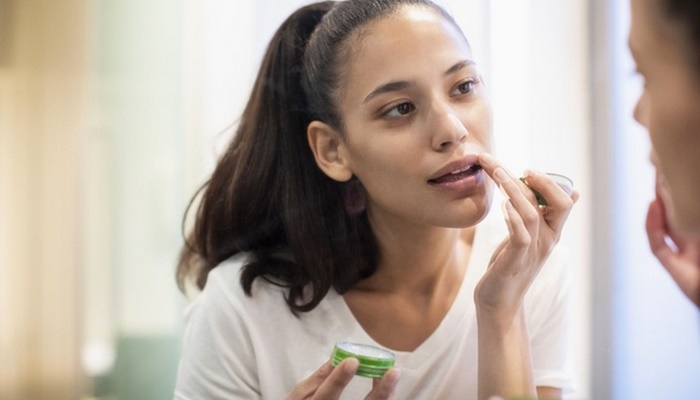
[445,59,475,76]
[362,59,476,104]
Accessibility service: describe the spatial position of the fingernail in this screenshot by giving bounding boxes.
[524,168,540,178]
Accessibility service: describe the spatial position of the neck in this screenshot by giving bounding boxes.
[358,215,476,296]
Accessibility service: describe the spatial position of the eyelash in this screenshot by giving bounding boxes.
[382,78,478,119]
[451,78,478,96]
[384,102,416,118]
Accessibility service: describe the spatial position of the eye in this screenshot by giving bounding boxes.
[451,79,477,96]
[384,102,416,118]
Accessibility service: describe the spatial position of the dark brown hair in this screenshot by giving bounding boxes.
[177,0,459,313]
[660,0,700,73]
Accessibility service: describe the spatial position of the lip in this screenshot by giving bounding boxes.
[427,154,484,192]
[428,154,481,181]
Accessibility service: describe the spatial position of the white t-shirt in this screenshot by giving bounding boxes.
[174,208,574,399]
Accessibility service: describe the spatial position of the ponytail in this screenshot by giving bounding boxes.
[178,0,452,314]
[177,1,377,313]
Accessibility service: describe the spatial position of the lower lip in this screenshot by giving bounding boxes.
[428,169,484,192]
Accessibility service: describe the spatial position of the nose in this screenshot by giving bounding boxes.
[431,105,468,152]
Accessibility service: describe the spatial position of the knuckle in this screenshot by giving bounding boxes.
[313,363,332,380]
[552,196,574,210]
[513,233,532,247]
[522,210,539,226]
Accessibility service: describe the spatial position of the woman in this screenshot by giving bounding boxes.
[629,0,700,307]
[174,1,578,399]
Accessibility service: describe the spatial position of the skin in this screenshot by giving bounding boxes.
[629,0,700,307]
[297,5,577,400]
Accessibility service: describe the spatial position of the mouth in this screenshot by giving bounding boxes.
[428,163,483,185]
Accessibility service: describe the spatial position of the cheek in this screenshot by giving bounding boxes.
[344,139,412,185]
[463,102,494,149]
[647,89,700,211]
[647,94,699,160]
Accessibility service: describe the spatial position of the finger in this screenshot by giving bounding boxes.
[312,358,359,399]
[367,368,401,399]
[287,361,335,400]
[502,199,531,249]
[480,154,540,235]
[499,171,541,237]
[646,198,669,254]
[494,201,533,278]
[646,200,687,275]
[646,201,700,305]
[646,200,688,280]
[522,170,575,233]
[479,153,539,207]
[570,189,580,204]
[647,193,692,252]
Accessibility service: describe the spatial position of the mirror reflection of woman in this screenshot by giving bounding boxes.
[174,1,578,399]
[629,0,700,307]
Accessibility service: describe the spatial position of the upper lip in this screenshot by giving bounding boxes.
[428,154,481,181]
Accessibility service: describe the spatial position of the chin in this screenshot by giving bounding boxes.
[668,200,700,237]
[659,175,700,235]
[450,194,493,228]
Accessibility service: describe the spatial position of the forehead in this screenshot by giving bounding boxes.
[629,0,665,56]
[353,6,470,59]
[629,0,686,61]
[341,6,472,88]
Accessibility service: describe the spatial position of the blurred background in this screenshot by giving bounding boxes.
[1,0,698,399]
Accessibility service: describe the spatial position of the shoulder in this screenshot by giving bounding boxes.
[184,254,293,326]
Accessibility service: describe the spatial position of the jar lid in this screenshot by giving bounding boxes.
[520,173,573,206]
[331,342,395,379]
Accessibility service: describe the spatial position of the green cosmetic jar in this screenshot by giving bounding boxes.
[331,342,395,378]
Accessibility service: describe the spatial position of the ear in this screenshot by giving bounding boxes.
[307,120,353,182]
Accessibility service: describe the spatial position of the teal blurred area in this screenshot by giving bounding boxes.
[92,335,181,400]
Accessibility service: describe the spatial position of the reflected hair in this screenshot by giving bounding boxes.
[660,0,700,74]
[177,0,462,314]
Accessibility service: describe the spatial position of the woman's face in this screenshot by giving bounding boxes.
[334,6,494,231]
[630,0,700,234]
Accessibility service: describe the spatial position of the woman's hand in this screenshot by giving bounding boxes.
[285,359,400,400]
[474,153,577,400]
[646,196,700,307]
[475,153,578,324]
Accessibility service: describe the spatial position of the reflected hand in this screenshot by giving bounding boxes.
[646,196,700,307]
[475,153,578,324]
[285,359,400,400]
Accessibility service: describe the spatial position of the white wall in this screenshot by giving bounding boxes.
[487,2,591,398]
